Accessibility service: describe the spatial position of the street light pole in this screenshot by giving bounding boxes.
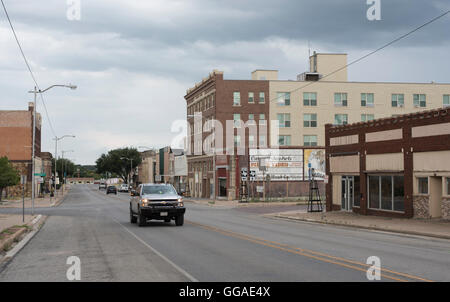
[61,150,74,195]
[54,135,75,196]
[28,84,77,213]
[31,86,37,215]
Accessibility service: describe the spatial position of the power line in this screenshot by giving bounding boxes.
[1,0,57,137]
[268,9,450,105]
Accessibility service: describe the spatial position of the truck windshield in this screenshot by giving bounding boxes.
[142,185,177,195]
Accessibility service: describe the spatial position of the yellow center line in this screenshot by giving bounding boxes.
[187,220,433,282]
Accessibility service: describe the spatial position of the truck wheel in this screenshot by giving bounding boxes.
[130,209,137,223]
[175,215,184,226]
[137,211,146,227]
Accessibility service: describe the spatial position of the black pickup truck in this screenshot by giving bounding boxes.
[130,183,185,227]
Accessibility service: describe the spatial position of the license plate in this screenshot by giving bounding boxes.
[160,212,168,217]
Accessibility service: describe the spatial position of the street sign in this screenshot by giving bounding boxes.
[20,175,27,185]
[249,170,256,181]
[34,173,46,177]
[324,175,329,184]
[240,168,248,181]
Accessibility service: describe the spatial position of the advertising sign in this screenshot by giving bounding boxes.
[249,149,304,181]
[303,149,326,180]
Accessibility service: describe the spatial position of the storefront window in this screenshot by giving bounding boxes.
[447,178,450,195]
[353,176,361,207]
[381,176,393,210]
[369,176,380,209]
[418,177,428,194]
[393,176,404,211]
[368,175,405,212]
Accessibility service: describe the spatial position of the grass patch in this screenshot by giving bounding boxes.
[0,225,28,240]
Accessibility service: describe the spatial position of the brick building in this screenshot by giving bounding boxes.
[0,103,50,197]
[185,70,269,199]
[325,107,450,219]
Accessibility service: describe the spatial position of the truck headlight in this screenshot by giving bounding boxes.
[177,197,184,207]
[141,199,149,207]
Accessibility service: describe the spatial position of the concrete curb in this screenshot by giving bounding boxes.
[268,214,450,241]
[0,214,47,265]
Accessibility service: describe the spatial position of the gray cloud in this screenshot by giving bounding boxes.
[0,0,449,164]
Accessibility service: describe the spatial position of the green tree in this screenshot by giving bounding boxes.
[52,158,76,184]
[74,165,101,179]
[0,157,20,201]
[96,147,142,184]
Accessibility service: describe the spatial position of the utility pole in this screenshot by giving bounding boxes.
[54,135,75,197]
[28,84,77,204]
[61,150,73,196]
[31,86,37,215]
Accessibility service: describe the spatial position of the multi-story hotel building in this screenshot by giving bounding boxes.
[270,52,450,147]
[185,53,450,200]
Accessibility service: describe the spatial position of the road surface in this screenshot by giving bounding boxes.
[0,185,449,282]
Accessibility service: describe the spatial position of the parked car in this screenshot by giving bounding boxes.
[106,185,117,195]
[129,183,185,227]
[119,184,129,192]
[99,182,107,190]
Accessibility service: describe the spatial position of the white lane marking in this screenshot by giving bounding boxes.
[111,217,198,282]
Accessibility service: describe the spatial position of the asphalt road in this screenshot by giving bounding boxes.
[0,184,449,282]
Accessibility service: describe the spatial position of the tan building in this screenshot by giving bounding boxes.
[137,149,157,185]
[184,53,450,200]
[67,177,94,184]
[269,52,450,147]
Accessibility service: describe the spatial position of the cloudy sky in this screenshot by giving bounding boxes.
[1,0,449,164]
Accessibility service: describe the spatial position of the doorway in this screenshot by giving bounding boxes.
[429,177,443,218]
[341,176,355,211]
[219,178,227,197]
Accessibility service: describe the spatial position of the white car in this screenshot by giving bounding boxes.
[119,184,129,192]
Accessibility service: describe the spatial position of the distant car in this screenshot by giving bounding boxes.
[99,183,107,190]
[106,186,117,195]
[130,183,185,227]
[119,184,129,192]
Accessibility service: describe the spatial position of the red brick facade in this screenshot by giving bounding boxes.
[325,107,450,218]
[185,72,269,199]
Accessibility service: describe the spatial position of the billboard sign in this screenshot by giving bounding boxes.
[303,149,326,180]
[249,149,304,181]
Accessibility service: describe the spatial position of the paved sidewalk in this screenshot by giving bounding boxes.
[0,186,70,209]
[184,197,305,208]
[269,210,450,240]
[0,214,36,232]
